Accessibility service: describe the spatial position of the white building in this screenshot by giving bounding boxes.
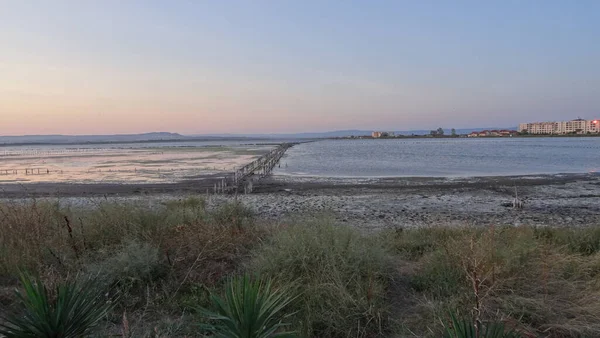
[518,119,600,135]
[372,131,395,138]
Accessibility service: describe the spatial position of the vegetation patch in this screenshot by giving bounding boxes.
[249,217,391,337]
[390,225,600,337]
[2,199,600,337]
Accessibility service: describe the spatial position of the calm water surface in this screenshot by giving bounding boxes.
[274,138,600,178]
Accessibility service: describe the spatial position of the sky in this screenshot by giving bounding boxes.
[0,0,599,136]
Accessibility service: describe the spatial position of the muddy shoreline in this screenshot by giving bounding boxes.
[248,173,600,228]
[0,173,228,198]
[1,173,599,228]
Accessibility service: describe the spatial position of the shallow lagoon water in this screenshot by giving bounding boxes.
[274,137,600,178]
[0,141,275,184]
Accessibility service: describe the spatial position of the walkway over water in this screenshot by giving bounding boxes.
[0,142,297,197]
[215,143,296,194]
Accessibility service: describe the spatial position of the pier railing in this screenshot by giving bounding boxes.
[227,143,294,194]
[0,168,52,175]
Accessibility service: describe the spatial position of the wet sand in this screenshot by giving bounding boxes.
[0,173,225,198]
[0,145,273,185]
[2,173,599,229]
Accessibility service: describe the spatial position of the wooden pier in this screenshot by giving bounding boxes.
[226,143,295,194]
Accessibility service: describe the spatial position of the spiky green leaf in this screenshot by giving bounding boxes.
[198,275,298,338]
[0,273,116,338]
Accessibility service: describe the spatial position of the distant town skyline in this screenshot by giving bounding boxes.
[1,1,599,136]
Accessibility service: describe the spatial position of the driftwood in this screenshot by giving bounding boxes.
[512,185,523,209]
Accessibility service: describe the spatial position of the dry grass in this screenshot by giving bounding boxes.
[2,199,600,337]
[249,215,392,337]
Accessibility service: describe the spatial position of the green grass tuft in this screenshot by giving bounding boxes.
[199,275,298,338]
[0,273,115,338]
[443,312,521,338]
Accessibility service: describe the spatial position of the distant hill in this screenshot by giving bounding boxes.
[1,127,519,145]
[196,130,373,139]
[197,127,518,139]
[0,132,186,145]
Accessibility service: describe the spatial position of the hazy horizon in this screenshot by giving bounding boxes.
[1,127,522,138]
[1,1,599,136]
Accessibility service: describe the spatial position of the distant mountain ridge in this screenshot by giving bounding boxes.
[1,127,518,144]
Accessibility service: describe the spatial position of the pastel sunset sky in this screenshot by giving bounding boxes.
[1,0,599,135]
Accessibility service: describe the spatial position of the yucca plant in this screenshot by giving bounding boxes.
[443,312,521,338]
[199,275,298,338]
[0,273,116,338]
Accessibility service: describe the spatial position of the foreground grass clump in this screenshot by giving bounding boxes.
[391,225,600,337]
[250,217,391,337]
[0,274,114,338]
[443,312,521,338]
[199,275,298,338]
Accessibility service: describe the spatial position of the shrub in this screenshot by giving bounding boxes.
[162,218,263,287]
[211,201,254,229]
[199,275,298,338]
[87,241,165,288]
[533,226,600,255]
[249,218,391,337]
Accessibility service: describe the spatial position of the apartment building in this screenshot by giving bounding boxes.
[518,119,600,135]
[372,131,395,138]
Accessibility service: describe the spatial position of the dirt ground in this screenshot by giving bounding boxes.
[2,173,599,229]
